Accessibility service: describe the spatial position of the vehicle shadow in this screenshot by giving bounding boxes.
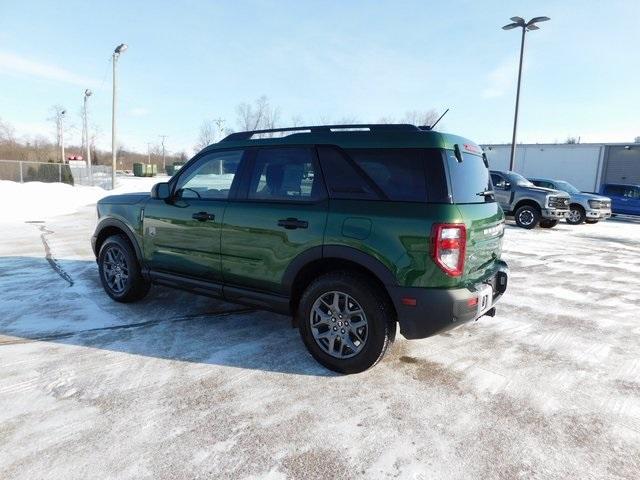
[0,256,335,377]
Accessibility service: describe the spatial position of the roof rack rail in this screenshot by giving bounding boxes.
[220,123,421,142]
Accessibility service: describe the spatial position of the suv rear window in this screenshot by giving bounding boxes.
[446,151,493,203]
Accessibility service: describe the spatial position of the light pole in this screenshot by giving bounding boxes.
[60,109,66,163]
[147,142,152,165]
[111,43,127,189]
[83,89,93,184]
[502,16,550,171]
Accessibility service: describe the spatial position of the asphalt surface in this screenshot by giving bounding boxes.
[1,208,639,479]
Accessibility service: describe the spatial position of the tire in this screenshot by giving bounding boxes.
[539,219,558,229]
[297,271,396,374]
[585,219,599,224]
[98,234,150,303]
[514,205,540,229]
[566,205,586,225]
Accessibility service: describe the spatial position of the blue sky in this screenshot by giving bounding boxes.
[0,0,638,155]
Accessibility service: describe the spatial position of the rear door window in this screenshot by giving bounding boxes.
[246,147,324,201]
[447,151,493,203]
[316,146,380,200]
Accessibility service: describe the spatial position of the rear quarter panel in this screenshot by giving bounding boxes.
[325,200,486,289]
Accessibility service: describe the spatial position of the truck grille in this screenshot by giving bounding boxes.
[548,196,569,209]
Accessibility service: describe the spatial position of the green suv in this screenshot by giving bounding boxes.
[92,124,508,373]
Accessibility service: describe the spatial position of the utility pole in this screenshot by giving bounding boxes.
[83,89,93,184]
[147,142,152,164]
[111,43,128,190]
[159,135,167,171]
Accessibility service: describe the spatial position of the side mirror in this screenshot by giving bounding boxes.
[151,182,171,200]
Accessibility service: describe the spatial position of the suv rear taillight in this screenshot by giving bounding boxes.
[431,223,466,277]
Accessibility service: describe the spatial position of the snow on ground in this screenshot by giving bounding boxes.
[0,175,169,223]
[0,184,639,479]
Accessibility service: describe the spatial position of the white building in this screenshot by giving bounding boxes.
[482,143,640,192]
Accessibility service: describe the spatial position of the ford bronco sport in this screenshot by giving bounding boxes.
[92,124,509,373]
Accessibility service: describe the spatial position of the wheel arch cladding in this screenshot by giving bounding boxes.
[284,245,397,318]
[514,199,541,212]
[94,218,142,262]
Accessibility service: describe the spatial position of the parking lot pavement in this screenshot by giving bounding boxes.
[1,208,639,479]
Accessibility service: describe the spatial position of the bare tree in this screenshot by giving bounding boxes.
[402,109,440,127]
[290,115,304,127]
[195,120,216,151]
[565,136,578,144]
[236,95,280,132]
[0,117,16,144]
[332,116,360,125]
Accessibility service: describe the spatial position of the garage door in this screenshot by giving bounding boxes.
[604,146,640,184]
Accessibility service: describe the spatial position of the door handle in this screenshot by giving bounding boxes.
[192,211,215,222]
[277,218,308,230]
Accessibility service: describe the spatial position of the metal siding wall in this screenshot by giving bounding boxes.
[603,146,640,185]
[483,144,601,191]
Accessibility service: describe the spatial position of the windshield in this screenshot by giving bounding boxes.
[553,180,580,194]
[507,172,535,187]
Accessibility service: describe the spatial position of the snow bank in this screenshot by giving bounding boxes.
[0,175,170,223]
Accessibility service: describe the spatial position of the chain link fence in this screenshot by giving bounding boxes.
[0,160,112,189]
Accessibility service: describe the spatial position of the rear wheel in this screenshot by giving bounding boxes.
[98,235,150,302]
[566,205,586,225]
[514,205,540,229]
[540,219,558,229]
[298,272,395,374]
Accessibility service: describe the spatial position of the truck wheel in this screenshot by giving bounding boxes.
[297,271,396,374]
[540,219,558,228]
[98,235,150,303]
[514,205,540,229]
[566,205,586,225]
[585,219,599,224]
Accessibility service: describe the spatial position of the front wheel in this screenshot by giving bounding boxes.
[98,235,150,303]
[297,272,396,374]
[540,219,558,229]
[514,205,540,229]
[566,205,586,225]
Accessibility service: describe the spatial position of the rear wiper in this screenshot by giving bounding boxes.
[476,190,494,197]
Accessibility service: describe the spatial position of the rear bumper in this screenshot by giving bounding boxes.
[390,261,509,340]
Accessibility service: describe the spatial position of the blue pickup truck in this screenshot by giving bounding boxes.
[601,184,640,216]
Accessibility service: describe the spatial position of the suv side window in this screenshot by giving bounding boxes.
[317,146,379,200]
[605,185,623,196]
[175,150,244,199]
[345,148,428,202]
[247,147,324,201]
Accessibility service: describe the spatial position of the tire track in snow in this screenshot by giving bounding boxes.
[25,221,74,287]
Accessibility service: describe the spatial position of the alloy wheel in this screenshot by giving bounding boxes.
[518,209,534,226]
[102,246,129,294]
[568,209,581,222]
[310,291,368,359]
